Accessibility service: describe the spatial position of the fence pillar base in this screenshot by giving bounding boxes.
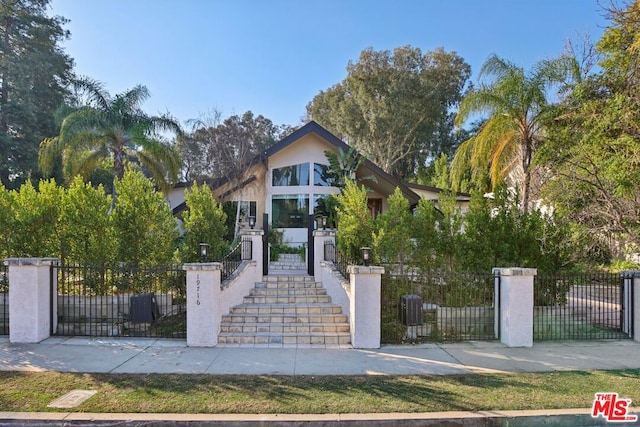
[494,267,536,347]
[347,265,384,349]
[5,258,59,343]
[183,263,222,347]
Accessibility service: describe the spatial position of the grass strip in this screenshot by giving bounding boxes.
[0,370,638,414]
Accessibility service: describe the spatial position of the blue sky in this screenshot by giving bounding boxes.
[49,0,609,128]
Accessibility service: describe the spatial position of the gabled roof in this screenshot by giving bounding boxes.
[266,121,420,205]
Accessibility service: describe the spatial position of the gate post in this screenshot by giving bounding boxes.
[493,267,536,347]
[5,258,58,343]
[183,262,222,347]
[313,229,335,279]
[347,265,384,349]
[622,271,640,342]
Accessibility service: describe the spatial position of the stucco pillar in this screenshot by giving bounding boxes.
[313,229,335,279]
[493,267,536,347]
[347,265,384,349]
[622,271,640,342]
[183,262,222,347]
[5,258,58,343]
[240,229,264,281]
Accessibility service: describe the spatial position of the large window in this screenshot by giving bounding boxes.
[272,163,309,186]
[314,163,331,186]
[272,194,309,228]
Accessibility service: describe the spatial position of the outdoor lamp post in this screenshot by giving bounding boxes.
[199,242,210,263]
[248,216,256,229]
[360,247,371,266]
[321,216,327,230]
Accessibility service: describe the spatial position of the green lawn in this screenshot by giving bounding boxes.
[0,370,638,414]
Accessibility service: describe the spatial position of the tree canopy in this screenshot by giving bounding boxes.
[39,79,182,200]
[307,46,470,180]
[0,0,74,188]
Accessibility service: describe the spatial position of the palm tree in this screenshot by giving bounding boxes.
[39,79,182,202]
[451,55,571,212]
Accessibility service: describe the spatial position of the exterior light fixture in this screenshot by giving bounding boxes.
[321,216,327,230]
[199,242,210,263]
[360,247,371,266]
[248,216,256,229]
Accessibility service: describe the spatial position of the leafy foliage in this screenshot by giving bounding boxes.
[180,182,228,263]
[452,55,574,211]
[0,0,74,188]
[39,79,182,200]
[335,180,374,261]
[307,46,471,180]
[59,176,116,265]
[112,170,178,266]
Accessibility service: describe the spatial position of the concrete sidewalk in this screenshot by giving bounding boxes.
[1,337,640,426]
[1,336,640,375]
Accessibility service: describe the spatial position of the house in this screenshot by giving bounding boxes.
[167,121,470,246]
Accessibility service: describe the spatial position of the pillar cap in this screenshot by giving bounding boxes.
[4,258,59,266]
[312,229,336,237]
[239,229,264,236]
[183,262,222,271]
[492,267,537,276]
[347,265,385,275]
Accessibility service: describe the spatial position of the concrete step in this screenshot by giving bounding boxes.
[220,322,350,333]
[218,331,351,346]
[249,287,327,296]
[255,281,321,289]
[262,275,315,282]
[227,303,345,316]
[243,295,333,304]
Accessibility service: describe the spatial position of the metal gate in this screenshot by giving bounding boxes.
[533,272,632,340]
[51,263,186,338]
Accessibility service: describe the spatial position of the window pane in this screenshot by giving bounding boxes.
[314,163,331,186]
[272,163,309,186]
[272,194,309,228]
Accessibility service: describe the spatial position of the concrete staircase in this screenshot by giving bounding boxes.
[218,273,351,347]
[269,253,306,271]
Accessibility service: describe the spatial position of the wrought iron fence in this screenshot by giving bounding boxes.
[53,263,186,338]
[219,237,252,281]
[381,271,496,343]
[0,263,8,335]
[323,241,355,278]
[534,272,630,340]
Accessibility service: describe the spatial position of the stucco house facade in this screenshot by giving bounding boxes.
[167,121,470,245]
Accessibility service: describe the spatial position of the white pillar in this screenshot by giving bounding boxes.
[493,267,536,348]
[184,262,222,347]
[313,229,335,279]
[241,229,264,280]
[6,258,58,343]
[347,265,384,349]
[622,271,640,342]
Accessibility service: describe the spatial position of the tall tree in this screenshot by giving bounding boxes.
[39,79,182,203]
[0,0,73,188]
[307,46,470,180]
[540,1,640,251]
[451,54,572,212]
[182,111,288,238]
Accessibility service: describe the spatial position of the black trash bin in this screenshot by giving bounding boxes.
[400,294,423,326]
[129,292,160,323]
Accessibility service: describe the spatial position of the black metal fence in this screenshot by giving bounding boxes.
[534,272,630,340]
[220,237,252,281]
[0,263,7,335]
[381,272,496,343]
[53,263,186,338]
[323,241,354,278]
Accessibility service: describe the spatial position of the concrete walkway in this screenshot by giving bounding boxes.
[2,337,640,426]
[1,336,640,375]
